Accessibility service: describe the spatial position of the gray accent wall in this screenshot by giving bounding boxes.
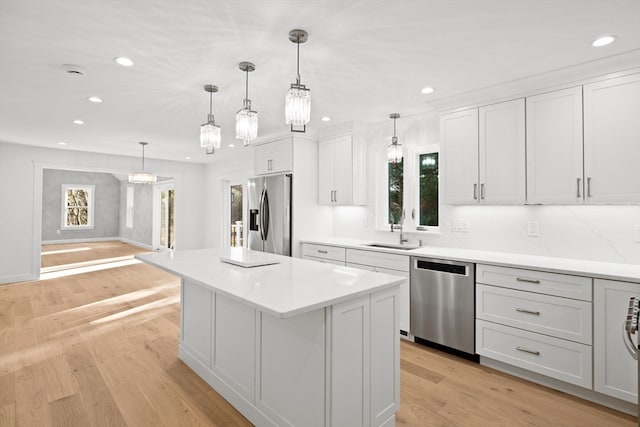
[42,169,120,241]
[119,182,153,247]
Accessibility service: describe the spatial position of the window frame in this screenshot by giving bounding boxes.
[376,144,440,234]
[61,184,95,230]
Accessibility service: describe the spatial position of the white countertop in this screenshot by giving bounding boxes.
[136,247,404,318]
[300,238,640,283]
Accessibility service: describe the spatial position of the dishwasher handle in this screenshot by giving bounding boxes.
[414,259,469,275]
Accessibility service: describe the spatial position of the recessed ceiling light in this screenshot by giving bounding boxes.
[114,57,134,66]
[228,144,235,148]
[88,96,102,103]
[185,156,191,160]
[73,119,84,125]
[321,116,331,122]
[421,86,435,94]
[592,35,616,47]
[58,142,67,146]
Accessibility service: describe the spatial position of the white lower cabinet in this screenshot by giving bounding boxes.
[476,264,593,389]
[301,243,346,265]
[476,320,592,388]
[594,278,640,403]
[180,278,399,426]
[346,248,411,337]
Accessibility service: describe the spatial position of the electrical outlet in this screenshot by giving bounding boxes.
[527,221,539,237]
[634,225,640,243]
[451,219,469,233]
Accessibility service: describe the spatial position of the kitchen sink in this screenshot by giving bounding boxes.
[365,243,421,250]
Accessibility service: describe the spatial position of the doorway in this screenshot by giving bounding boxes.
[230,184,243,247]
[153,183,175,251]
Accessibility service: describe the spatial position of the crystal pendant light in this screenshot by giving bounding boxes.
[285,29,310,133]
[200,84,221,155]
[128,142,157,184]
[236,62,258,146]
[387,113,402,164]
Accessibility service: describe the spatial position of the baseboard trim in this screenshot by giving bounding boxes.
[0,273,39,285]
[118,238,153,250]
[42,237,120,245]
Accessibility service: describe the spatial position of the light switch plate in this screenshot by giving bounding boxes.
[527,221,539,237]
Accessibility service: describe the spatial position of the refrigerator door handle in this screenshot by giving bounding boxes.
[258,188,265,241]
[261,188,270,242]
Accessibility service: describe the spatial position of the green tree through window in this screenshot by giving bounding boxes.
[388,159,403,224]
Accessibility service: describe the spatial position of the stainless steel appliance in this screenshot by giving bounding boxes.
[247,173,292,256]
[623,296,640,426]
[410,256,475,355]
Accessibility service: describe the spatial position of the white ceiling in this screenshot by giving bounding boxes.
[1,0,639,163]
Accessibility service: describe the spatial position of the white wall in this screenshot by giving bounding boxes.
[330,113,640,265]
[0,141,206,284]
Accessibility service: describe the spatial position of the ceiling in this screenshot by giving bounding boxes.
[1,0,639,164]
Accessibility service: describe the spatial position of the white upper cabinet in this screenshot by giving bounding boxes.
[442,99,525,205]
[584,73,640,204]
[318,123,366,206]
[441,109,479,204]
[254,138,292,175]
[479,99,526,204]
[526,87,584,204]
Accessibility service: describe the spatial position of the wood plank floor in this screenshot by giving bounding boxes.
[0,242,635,426]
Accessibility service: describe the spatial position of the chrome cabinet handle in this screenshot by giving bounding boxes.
[516,277,540,284]
[480,183,485,199]
[411,208,415,220]
[317,250,328,254]
[334,190,337,203]
[516,346,540,356]
[473,183,478,200]
[576,178,581,198]
[587,177,592,198]
[516,308,541,316]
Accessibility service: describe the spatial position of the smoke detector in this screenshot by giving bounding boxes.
[62,64,86,76]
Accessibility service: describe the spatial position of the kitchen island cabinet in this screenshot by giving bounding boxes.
[137,248,402,427]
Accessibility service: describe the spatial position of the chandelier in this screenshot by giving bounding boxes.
[387,113,402,164]
[236,62,258,146]
[200,84,221,155]
[285,29,310,133]
[128,142,157,184]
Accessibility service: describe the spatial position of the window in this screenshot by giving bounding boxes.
[418,153,438,228]
[61,184,94,229]
[382,148,439,232]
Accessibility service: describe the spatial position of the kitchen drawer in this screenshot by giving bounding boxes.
[346,249,409,272]
[302,255,345,266]
[476,284,592,344]
[476,264,592,301]
[302,244,346,263]
[476,320,592,388]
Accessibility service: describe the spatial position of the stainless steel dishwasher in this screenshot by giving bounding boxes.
[410,257,475,356]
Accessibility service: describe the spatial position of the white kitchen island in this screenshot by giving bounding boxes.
[136,248,403,427]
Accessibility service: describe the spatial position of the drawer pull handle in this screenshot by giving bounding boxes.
[516,308,540,316]
[516,277,540,284]
[317,250,328,254]
[516,346,540,356]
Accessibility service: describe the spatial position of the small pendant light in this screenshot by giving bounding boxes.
[200,84,221,155]
[128,142,157,184]
[285,29,311,133]
[236,62,258,146]
[387,113,402,164]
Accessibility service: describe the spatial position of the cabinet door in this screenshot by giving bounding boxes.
[332,135,354,205]
[594,278,640,403]
[254,143,272,175]
[479,98,525,204]
[271,138,292,173]
[526,87,584,204]
[318,139,335,205]
[584,74,640,203]
[181,280,212,367]
[376,267,410,339]
[441,109,479,204]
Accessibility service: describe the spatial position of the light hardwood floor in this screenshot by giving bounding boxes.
[0,242,635,426]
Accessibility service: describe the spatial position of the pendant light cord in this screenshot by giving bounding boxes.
[296,34,301,84]
[141,143,145,171]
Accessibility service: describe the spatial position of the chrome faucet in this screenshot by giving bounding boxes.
[391,209,409,245]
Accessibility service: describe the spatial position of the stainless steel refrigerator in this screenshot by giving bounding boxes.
[247,173,292,256]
